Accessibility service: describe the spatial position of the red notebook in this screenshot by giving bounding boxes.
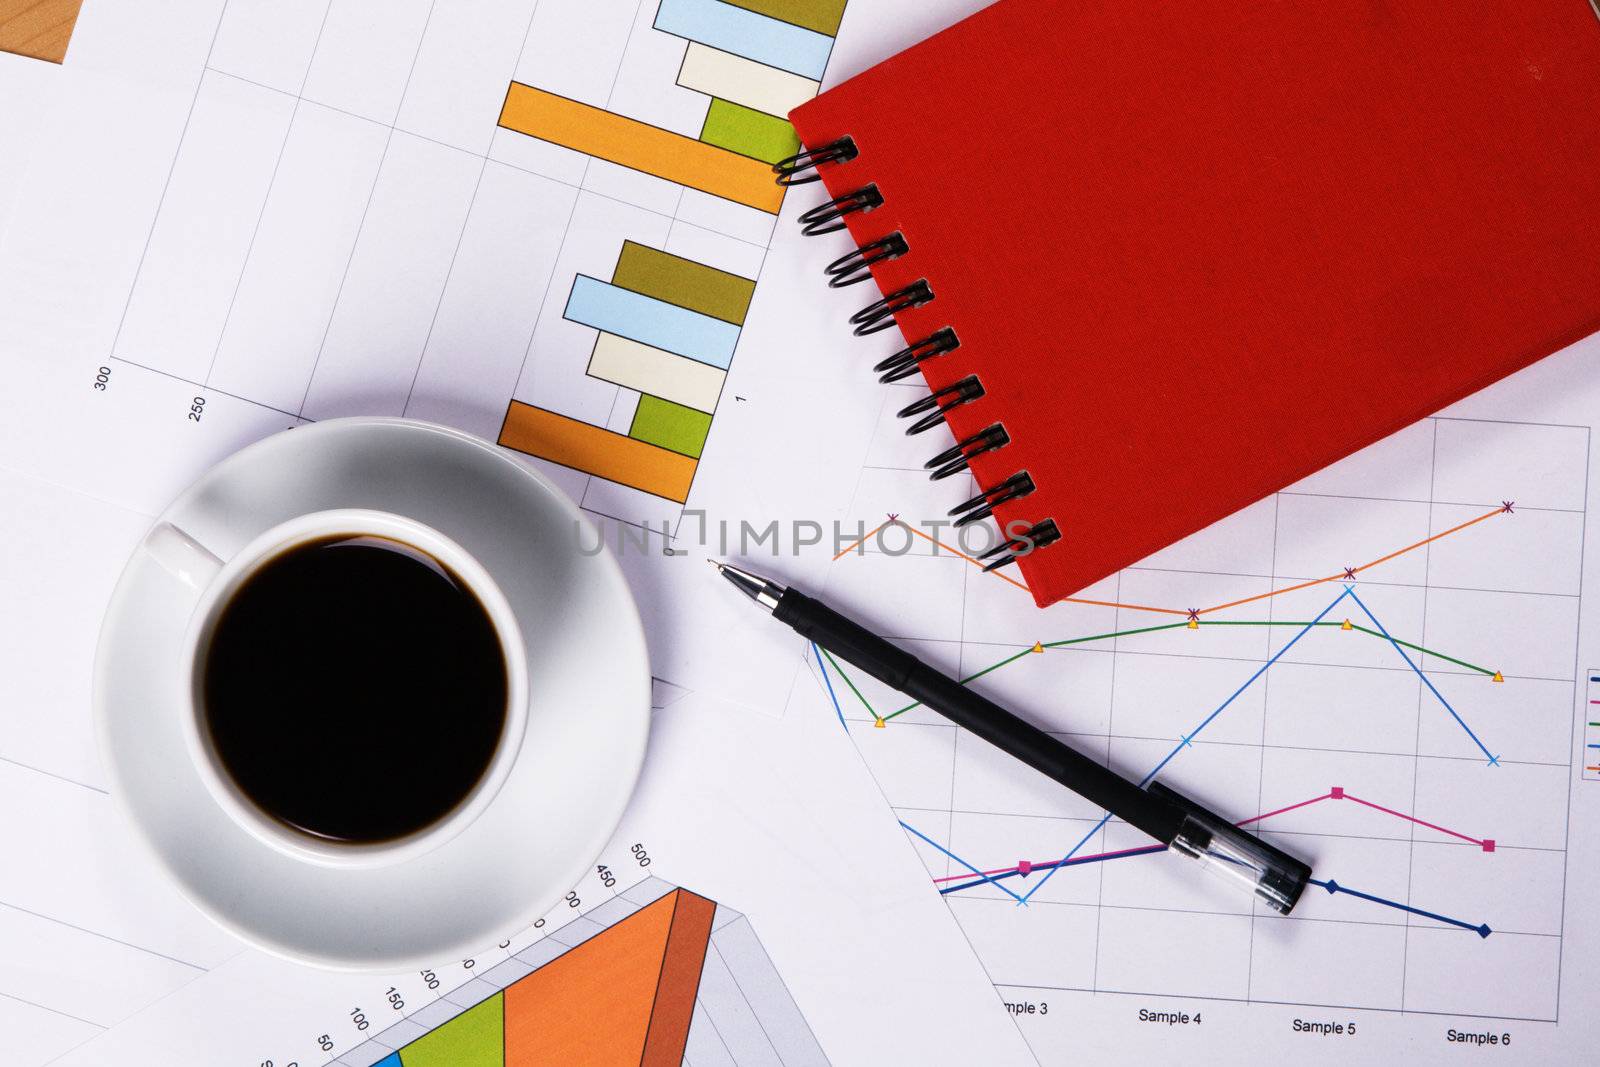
[788,0,1600,607]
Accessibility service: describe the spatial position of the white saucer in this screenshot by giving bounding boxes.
[93,418,650,970]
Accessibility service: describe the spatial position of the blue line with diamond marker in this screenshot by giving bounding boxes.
[1313,878,1491,937]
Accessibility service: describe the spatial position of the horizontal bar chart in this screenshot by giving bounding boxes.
[701,97,801,163]
[498,84,783,213]
[503,243,753,504]
[654,0,833,80]
[677,42,820,119]
[565,275,740,369]
[588,333,725,414]
[494,0,834,510]
[631,394,714,458]
[500,402,699,503]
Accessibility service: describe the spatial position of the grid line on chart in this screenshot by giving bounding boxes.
[1399,422,1441,1008]
[1552,425,1591,1022]
[202,1,340,389]
[295,0,443,416]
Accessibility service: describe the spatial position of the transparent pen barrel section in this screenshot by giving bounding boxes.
[1170,812,1311,915]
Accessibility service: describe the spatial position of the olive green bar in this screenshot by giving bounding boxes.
[612,241,756,326]
[723,0,847,36]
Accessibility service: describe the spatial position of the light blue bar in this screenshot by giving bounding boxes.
[565,276,740,369]
[655,0,832,81]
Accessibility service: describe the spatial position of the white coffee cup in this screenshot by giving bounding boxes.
[140,508,529,870]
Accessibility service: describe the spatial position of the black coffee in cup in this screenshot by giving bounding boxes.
[202,535,507,843]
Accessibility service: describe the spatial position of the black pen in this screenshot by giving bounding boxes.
[713,561,1313,914]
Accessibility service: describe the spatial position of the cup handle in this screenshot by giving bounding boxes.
[142,522,225,591]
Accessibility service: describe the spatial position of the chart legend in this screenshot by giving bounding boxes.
[1586,669,1600,782]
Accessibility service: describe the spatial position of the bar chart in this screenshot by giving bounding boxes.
[330,878,828,1067]
[498,0,842,216]
[500,241,756,503]
[491,1,847,518]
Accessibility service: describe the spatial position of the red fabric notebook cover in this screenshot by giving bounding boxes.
[791,0,1600,607]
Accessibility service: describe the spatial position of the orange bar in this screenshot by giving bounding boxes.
[504,889,676,1066]
[641,891,715,1067]
[499,401,698,503]
[503,888,714,1067]
[499,83,784,214]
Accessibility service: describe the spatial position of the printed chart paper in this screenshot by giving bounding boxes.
[0,0,878,711]
[800,333,1600,1061]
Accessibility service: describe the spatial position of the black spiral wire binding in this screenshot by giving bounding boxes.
[798,184,882,235]
[897,376,984,434]
[772,137,858,185]
[786,140,1058,574]
[876,327,960,382]
[949,471,1035,527]
[926,424,1010,480]
[850,280,934,336]
[827,232,909,287]
[978,519,1062,572]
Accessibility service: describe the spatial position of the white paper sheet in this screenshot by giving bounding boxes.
[0,51,60,238]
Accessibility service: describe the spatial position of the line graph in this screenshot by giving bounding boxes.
[920,785,1495,894]
[811,413,1587,1032]
[836,503,1510,616]
[824,616,1500,726]
[822,581,1502,899]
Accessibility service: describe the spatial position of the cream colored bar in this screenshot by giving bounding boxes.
[588,332,726,414]
[677,42,821,120]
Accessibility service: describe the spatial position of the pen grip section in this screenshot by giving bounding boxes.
[776,590,920,691]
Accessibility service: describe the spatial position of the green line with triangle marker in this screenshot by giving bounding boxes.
[829,618,1499,724]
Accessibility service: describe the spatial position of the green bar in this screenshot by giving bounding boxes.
[700,98,801,166]
[630,395,713,458]
[400,992,503,1067]
[723,0,847,35]
[612,241,755,326]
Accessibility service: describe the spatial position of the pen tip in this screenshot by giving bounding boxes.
[708,559,725,573]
